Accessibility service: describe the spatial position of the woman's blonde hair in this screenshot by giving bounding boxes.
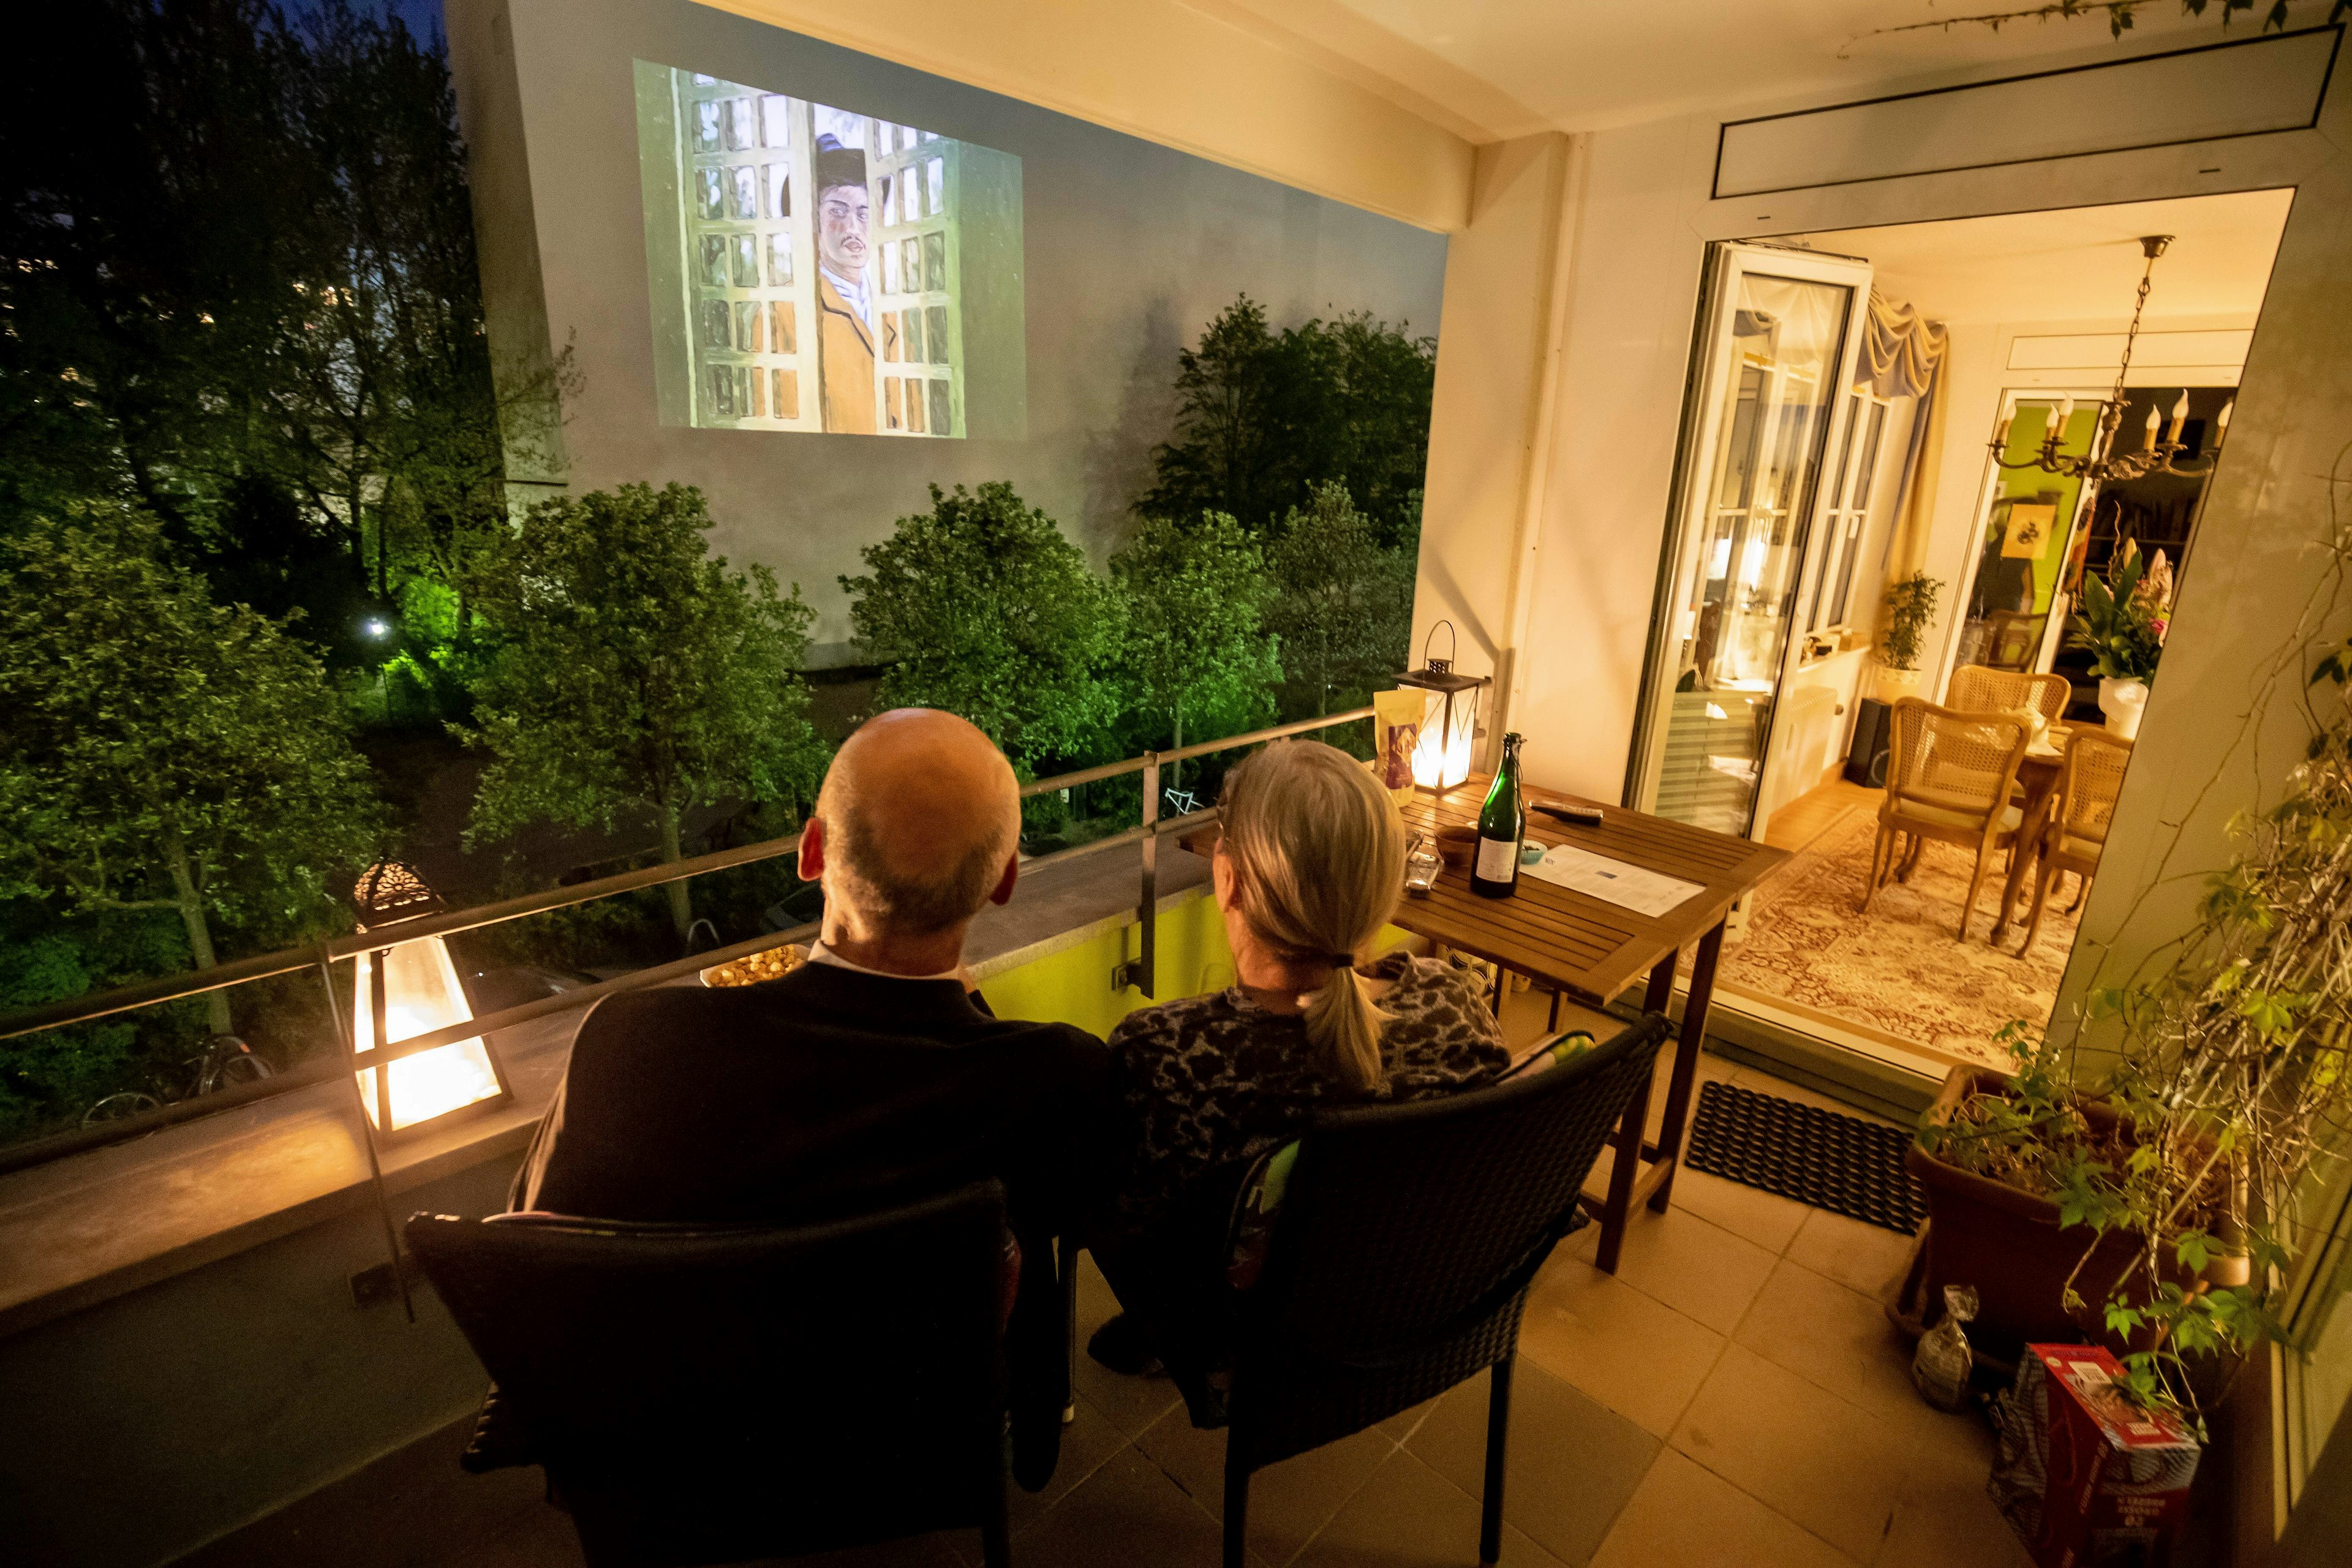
[1218,740,1409,1090]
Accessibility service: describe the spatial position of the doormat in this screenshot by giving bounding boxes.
[1686,1080,1928,1235]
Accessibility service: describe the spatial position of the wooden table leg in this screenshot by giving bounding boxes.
[1596,952,1679,1273]
[1992,771,2058,943]
[1647,919,1724,1214]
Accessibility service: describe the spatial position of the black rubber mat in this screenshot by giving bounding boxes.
[1686,1080,1928,1235]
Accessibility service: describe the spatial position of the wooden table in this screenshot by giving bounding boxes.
[1390,779,1788,1273]
[1991,723,2128,943]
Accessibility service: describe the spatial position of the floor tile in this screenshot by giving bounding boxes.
[1377,1396,1438,1443]
[1664,1166,1812,1255]
[1785,1208,1919,1301]
[443,1503,583,1568]
[1404,1359,1658,1566]
[1291,1449,1566,1568]
[1014,1442,1226,1568]
[1009,1392,1131,1536]
[1517,1254,1726,1439]
[1875,1463,2035,1568]
[1586,1447,1859,1568]
[1564,1204,1779,1335]
[1071,1251,1186,1439]
[1732,1259,1991,1479]
[1134,1406,1395,1567]
[1668,1343,1908,1562]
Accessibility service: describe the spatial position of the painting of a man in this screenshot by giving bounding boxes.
[813,137,897,433]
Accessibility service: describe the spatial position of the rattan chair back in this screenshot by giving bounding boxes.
[1947,665,2070,727]
[1887,699,2030,818]
[406,1182,1012,1567]
[2058,728,2133,847]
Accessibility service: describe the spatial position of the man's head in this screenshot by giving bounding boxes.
[799,709,1021,959]
[813,142,872,285]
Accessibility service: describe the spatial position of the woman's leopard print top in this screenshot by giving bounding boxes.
[1104,950,1510,1238]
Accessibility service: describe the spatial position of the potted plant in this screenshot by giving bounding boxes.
[1874,571,1943,701]
[2066,538,2169,739]
[1893,656,2352,1425]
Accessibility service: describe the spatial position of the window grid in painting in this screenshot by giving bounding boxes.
[870,121,961,438]
[674,70,816,430]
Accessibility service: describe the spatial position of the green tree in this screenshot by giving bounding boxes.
[1264,483,1417,720]
[1139,296,1436,547]
[461,484,826,943]
[1110,513,1280,791]
[843,483,1122,773]
[0,512,382,1034]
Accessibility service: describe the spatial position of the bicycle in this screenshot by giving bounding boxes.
[81,1033,276,1127]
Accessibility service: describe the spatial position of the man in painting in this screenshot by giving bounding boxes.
[813,136,897,433]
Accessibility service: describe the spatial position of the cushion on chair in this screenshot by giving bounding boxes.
[1891,799,2023,834]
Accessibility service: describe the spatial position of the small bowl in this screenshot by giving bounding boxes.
[1434,824,1478,870]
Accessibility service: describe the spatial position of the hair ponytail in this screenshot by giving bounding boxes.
[1219,742,1408,1091]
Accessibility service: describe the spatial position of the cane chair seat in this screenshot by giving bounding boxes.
[1862,699,2032,941]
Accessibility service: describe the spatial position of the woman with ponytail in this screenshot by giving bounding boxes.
[1088,740,1509,1419]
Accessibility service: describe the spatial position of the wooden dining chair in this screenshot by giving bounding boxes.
[1861,699,2032,940]
[1947,665,2070,728]
[2012,728,2132,959]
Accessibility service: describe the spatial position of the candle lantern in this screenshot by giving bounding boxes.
[350,859,509,1140]
[1396,621,1490,794]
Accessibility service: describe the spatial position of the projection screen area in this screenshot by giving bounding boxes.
[635,61,1025,440]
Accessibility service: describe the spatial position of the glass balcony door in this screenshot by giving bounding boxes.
[1634,244,1874,839]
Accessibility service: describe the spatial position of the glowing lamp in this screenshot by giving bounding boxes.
[351,860,509,1140]
[1396,621,1489,795]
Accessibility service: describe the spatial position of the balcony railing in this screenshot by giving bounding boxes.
[0,705,1378,1180]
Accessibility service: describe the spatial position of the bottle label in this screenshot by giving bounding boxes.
[1476,836,1519,882]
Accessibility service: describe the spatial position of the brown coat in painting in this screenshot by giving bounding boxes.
[816,273,897,434]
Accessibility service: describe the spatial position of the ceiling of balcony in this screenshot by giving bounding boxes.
[1194,0,2288,139]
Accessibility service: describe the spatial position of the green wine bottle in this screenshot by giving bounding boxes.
[1471,733,1526,899]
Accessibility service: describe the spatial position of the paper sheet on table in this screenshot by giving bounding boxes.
[1522,842,1705,919]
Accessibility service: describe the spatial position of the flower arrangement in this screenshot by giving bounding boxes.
[2067,539,2169,684]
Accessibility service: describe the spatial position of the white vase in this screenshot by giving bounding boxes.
[2099,676,2149,740]
[1874,664,1926,704]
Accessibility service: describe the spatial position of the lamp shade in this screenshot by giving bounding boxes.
[1397,623,1488,793]
[352,860,508,1137]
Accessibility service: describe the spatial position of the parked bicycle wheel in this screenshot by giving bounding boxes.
[82,1091,165,1127]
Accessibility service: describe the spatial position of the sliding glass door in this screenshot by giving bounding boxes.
[1634,244,1874,838]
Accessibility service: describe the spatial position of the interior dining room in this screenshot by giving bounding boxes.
[1651,192,2294,1084]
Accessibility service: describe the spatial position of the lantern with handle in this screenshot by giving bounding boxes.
[1395,621,1490,794]
[351,860,510,1139]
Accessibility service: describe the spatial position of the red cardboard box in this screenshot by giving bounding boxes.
[1988,1344,2201,1568]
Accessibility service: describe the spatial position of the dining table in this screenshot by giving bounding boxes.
[1390,778,1788,1273]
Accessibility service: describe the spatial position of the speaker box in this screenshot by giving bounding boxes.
[1845,698,1893,788]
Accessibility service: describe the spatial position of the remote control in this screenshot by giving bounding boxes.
[1533,802,1604,828]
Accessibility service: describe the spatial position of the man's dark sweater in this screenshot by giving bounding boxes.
[512,960,1109,1487]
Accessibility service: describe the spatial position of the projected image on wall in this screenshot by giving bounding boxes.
[635,60,1025,439]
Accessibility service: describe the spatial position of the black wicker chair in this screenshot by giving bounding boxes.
[405,1181,1013,1568]
[1221,1012,1671,1568]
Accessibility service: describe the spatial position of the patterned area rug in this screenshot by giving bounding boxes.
[1719,799,2079,1071]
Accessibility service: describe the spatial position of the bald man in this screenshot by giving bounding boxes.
[513,710,1107,1488]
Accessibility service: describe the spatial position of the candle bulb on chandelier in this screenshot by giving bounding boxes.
[2166,389,2188,447]
[1994,409,2013,448]
[2054,395,2075,437]
[2143,404,2159,450]
[2216,398,2234,440]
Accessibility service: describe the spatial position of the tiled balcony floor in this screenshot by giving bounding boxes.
[217,1049,2027,1568]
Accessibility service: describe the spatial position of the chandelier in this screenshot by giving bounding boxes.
[1988,234,2233,486]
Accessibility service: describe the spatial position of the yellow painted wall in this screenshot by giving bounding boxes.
[978,894,1419,1038]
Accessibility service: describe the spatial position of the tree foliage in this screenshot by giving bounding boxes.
[1264,482,1416,720]
[0,511,382,1031]
[460,483,827,941]
[0,0,549,684]
[844,483,1122,773]
[1110,512,1280,782]
[1139,296,1435,548]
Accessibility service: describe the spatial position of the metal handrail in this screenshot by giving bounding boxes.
[0,706,1376,1049]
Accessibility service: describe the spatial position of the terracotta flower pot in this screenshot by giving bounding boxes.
[1888,1065,2238,1372]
